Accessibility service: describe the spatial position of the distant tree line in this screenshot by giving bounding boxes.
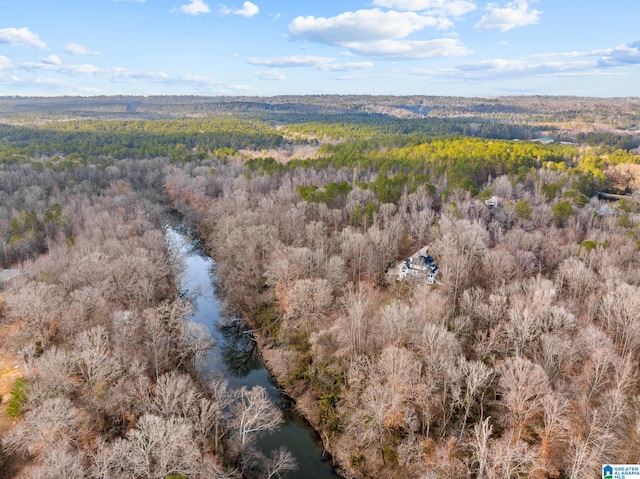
[0,118,283,160]
[576,131,640,151]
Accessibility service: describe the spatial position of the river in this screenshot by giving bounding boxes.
[167,224,339,479]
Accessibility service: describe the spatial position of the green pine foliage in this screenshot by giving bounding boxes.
[6,377,29,418]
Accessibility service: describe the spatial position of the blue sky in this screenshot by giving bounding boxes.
[1,0,639,97]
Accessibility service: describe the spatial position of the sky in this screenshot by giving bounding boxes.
[1,0,639,97]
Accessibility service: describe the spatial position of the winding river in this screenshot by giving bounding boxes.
[167,224,338,479]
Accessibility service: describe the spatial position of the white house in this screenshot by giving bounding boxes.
[397,247,439,284]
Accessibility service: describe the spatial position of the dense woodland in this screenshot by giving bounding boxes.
[0,170,297,477]
[2,96,640,478]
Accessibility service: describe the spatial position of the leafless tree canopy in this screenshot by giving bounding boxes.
[0,188,251,478]
[163,141,640,479]
[4,98,640,478]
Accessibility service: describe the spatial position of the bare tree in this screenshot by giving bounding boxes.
[143,299,192,379]
[535,393,569,476]
[600,282,640,357]
[408,208,436,248]
[339,228,371,282]
[144,308,170,381]
[376,345,420,419]
[471,417,492,479]
[92,438,132,479]
[282,278,333,333]
[581,345,614,406]
[181,319,215,373]
[305,220,328,253]
[30,346,77,400]
[555,257,599,304]
[124,413,202,479]
[207,377,236,453]
[266,446,298,479]
[487,429,537,479]
[417,323,464,438]
[322,254,347,292]
[230,386,283,458]
[493,175,514,199]
[505,294,543,356]
[345,380,395,467]
[28,447,87,479]
[6,281,62,346]
[378,300,414,348]
[480,248,517,289]
[411,283,452,329]
[458,359,493,441]
[337,282,378,359]
[147,371,200,420]
[264,246,310,289]
[367,216,402,284]
[565,430,613,479]
[279,205,307,246]
[497,356,551,440]
[535,332,576,385]
[432,216,488,306]
[75,326,121,390]
[2,397,82,458]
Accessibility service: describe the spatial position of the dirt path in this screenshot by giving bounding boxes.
[0,324,23,434]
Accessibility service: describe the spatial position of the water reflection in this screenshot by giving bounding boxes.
[173,221,209,259]
[167,223,339,479]
[219,318,263,378]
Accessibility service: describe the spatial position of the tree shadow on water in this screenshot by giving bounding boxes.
[219,319,262,378]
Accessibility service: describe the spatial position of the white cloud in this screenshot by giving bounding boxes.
[33,77,67,87]
[65,43,98,56]
[0,73,106,94]
[220,1,259,17]
[22,61,102,75]
[247,55,374,71]
[16,59,250,92]
[288,9,465,60]
[290,9,447,45]
[345,38,471,59]
[371,0,477,17]
[178,0,210,15]
[248,55,335,68]
[235,1,259,17]
[597,40,640,67]
[529,50,607,61]
[110,67,170,82]
[334,73,369,81]
[455,58,591,76]
[0,27,47,49]
[0,56,13,70]
[42,54,62,65]
[475,0,541,32]
[178,75,250,90]
[423,39,640,81]
[255,70,286,80]
[325,61,375,72]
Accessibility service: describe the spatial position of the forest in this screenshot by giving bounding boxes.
[1,95,640,478]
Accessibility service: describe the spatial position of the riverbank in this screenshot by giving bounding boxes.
[255,337,346,478]
[171,224,340,479]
